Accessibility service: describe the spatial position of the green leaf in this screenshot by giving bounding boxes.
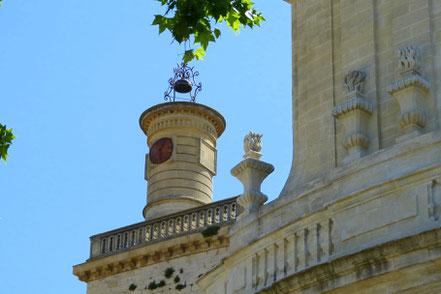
[183,50,195,63]
[194,47,206,60]
[194,29,215,50]
[151,0,265,62]
[214,28,221,39]
[0,123,15,163]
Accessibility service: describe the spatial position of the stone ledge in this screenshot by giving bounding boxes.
[139,102,226,140]
[73,226,230,283]
[259,227,441,293]
[331,96,373,118]
[387,74,430,95]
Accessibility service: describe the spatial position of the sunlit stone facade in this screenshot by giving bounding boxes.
[74,0,441,293]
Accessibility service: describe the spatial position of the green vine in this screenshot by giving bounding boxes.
[128,284,137,291]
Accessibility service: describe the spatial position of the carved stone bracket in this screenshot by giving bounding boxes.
[332,70,373,163]
[231,132,274,216]
[388,45,431,140]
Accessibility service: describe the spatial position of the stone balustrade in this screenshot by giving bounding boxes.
[89,197,239,259]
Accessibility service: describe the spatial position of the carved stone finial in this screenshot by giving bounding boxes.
[343,70,366,94]
[231,131,274,217]
[243,131,263,160]
[333,69,373,163]
[388,44,430,140]
[398,45,420,75]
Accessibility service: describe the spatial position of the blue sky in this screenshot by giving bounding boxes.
[0,1,291,293]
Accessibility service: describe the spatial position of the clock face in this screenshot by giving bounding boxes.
[149,138,173,164]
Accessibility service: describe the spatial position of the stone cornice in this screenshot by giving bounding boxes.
[332,95,373,118]
[230,158,275,177]
[387,74,430,95]
[73,227,230,283]
[139,102,226,139]
[259,227,441,293]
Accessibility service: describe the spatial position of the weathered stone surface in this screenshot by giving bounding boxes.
[74,1,441,293]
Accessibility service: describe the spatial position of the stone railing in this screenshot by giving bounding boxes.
[89,197,239,259]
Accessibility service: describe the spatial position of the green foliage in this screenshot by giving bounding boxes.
[128,284,137,291]
[148,279,166,290]
[0,123,16,163]
[164,267,175,279]
[152,0,265,62]
[0,0,3,7]
[175,283,186,291]
[174,275,180,284]
[201,225,220,238]
[148,281,158,290]
[158,280,166,287]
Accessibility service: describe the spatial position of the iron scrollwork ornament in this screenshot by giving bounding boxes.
[164,63,202,102]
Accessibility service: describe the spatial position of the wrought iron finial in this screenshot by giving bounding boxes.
[164,62,202,102]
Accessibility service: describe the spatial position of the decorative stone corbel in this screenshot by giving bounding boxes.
[231,132,274,216]
[332,70,373,163]
[388,45,430,140]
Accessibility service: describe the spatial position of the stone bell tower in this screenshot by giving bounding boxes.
[139,101,225,220]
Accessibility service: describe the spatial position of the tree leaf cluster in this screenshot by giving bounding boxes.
[0,123,16,163]
[201,225,220,238]
[152,0,264,63]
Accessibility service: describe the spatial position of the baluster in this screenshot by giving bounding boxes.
[145,225,152,242]
[122,232,127,248]
[223,204,229,221]
[101,238,107,254]
[199,211,205,227]
[117,234,121,250]
[230,203,237,219]
[176,217,182,234]
[109,237,113,252]
[183,215,189,232]
[138,227,143,244]
[168,219,174,236]
[215,207,221,223]
[153,224,159,239]
[207,209,213,225]
[191,213,197,229]
[161,221,166,238]
[131,230,136,246]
